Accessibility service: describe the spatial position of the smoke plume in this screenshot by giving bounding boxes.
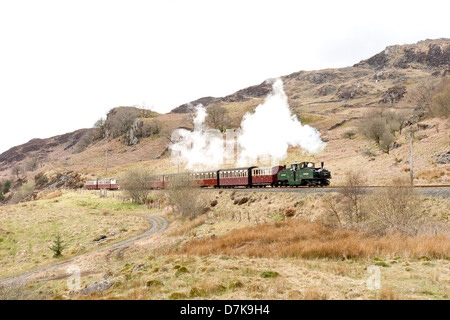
[170,78,326,169]
[237,78,325,165]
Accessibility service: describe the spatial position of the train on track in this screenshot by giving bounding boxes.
[84,161,331,190]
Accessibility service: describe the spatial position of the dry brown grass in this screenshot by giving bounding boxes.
[173,219,450,260]
[42,190,62,200]
[417,168,447,181]
[168,215,207,237]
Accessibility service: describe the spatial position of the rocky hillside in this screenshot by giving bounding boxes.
[0,129,89,181]
[171,39,449,113]
[0,38,449,195]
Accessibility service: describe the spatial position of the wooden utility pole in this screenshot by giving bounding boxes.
[409,132,414,186]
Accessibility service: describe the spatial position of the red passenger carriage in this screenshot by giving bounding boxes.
[85,179,98,190]
[218,167,255,187]
[251,166,284,187]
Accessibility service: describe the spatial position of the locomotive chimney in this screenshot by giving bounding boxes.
[321,162,324,169]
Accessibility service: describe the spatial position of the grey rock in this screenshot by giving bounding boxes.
[80,280,112,295]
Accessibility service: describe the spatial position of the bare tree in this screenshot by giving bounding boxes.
[11,165,23,181]
[206,105,229,132]
[379,131,396,154]
[339,169,368,224]
[165,175,206,219]
[395,109,412,134]
[121,167,153,204]
[368,178,422,235]
[93,117,106,140]
[431,81,450,117]
[25,155,40,172]
[359,115,386,145]
[408,79,437,119]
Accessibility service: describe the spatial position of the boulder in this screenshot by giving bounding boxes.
[80,280,112,295]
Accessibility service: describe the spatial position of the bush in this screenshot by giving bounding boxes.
[11,181,35,204]
[260,271,280,278]
[49,233,66,258]
[121,167,153,204]
[342,130,356,139]
[367,178,422,236]
[430,82,450,117]
[166,176,206,219]
[3,180,11,194]
[358,109,403,152]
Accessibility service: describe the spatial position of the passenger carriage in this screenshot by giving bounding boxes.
[85,179,98,190]
[110,178,120,190]
[147,175,164,189]
[97,178,112,189]
[191,170,218,187]
[217,167,256,187]
[251,166,284,187]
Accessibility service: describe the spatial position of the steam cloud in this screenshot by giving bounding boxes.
[170,78,326,170]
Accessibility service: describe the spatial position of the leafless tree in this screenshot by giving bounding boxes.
[121,167,153,204]
[430,80,450,117]
[165,175,206,219]
[206,105,229,132]
[25,155,40,172]
[408,79,437,118]
[339,169,368,224]
[11,165,23,181]
[368,178,422,235]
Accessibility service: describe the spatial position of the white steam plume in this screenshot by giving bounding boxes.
[237,78,325,165]
[170,104,224,170]
[170,78,326,170]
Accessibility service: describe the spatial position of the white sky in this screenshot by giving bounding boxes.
[0,0,448,154]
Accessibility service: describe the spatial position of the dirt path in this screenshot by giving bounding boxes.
[0,215,168,288]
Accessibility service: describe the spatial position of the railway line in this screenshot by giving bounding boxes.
[203,185,450,197]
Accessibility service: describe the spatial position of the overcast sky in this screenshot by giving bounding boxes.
[0,0,448,154]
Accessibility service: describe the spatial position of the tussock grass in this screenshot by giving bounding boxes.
[174,220,450,260]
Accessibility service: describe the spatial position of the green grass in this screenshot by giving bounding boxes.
[0,191,151,278]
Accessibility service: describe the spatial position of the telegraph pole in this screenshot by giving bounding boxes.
[409,132,414,186]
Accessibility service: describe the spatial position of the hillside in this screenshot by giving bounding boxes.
[0,38,449,196]
[0,39,449,301]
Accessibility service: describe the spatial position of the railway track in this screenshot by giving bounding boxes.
[203,185,450,197]
[0,215,168,289]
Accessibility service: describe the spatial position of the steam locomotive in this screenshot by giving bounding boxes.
[84,161,331,190]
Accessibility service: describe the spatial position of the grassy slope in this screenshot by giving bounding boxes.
[0,191,151,279]
[2,190,447,300]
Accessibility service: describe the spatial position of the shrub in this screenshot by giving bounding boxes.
[169,292,187,300]
[430,82,450,117]
[121,167,153,204]
[166,176,206,219]
[175,266,189,277]
[342,130,356,139]
[367,178,422,236]
[261,271,280,278]
[49,233,66,258]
